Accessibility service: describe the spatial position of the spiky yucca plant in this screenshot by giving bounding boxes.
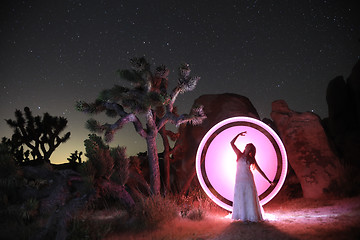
[83,134,129,183]
[77,58,206,195]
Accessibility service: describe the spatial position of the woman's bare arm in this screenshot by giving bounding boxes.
[254,160,272,184]
[230,133,245,156]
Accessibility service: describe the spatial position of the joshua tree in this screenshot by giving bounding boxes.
[77,57,206,195]
[5,107,71,163]
[67,150,83,164]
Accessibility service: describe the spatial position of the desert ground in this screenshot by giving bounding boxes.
[104,195,360,240]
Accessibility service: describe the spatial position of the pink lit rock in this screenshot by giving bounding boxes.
[271,100,343,199]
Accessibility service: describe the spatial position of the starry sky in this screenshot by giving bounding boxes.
[1,0,359,164]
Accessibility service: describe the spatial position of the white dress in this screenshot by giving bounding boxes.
[232,155,263,222]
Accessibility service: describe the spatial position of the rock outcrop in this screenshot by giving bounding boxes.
[324,59,360,167]
[347,59,360,127]
[271,100,343,198]
[173,93,260,193]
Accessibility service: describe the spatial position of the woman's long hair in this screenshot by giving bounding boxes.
[244,143,256,165]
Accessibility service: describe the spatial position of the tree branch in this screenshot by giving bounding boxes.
[101,113,147,142]
[157,105,206,130]
[104,102,127,117]
[167,86,181,112]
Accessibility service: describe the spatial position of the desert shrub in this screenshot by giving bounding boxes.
[178,195,207,220]
[83,134,129,184]
[80,135,134,211]
[133,195,179,229]
[186,207,205,221]
[0,177,18,206]
[0,141,23,208]
[20,198,39,222]
[178,188,222,220]
[74,162,96,198]
[111,146,129,186]
[67,217,112,240]
[83,134,112,179]
[0,141,17,178]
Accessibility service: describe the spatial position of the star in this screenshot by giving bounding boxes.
[0,0,359,164]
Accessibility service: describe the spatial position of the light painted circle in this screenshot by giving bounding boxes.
[196,116,287,212]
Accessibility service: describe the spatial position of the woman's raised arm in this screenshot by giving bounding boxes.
[230,132,246,156]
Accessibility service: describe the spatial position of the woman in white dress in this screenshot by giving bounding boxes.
[231,132,273,222]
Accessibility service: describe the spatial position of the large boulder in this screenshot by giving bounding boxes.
[271,100,343,198]
[324,59,360,166]
[347,59,360,127]
[172,93,260,193]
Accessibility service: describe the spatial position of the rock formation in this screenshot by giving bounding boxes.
[347,59,360,127]
[173,93,260,193]
[271,100,343,198]
[324,59,360,167]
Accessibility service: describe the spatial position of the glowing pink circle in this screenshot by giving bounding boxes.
[196,116,288,211]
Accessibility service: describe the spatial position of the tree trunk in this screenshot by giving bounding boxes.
[159,127,171,193]
[180,167,196,195]
[43,147,54,162]
[146,134,161,195]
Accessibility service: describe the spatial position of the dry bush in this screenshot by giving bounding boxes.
[132,195,179,229]
[186,207,205,221]
[178,188,226,220]
[67,216,112,240]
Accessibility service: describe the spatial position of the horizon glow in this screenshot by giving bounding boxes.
[196,116,288,212]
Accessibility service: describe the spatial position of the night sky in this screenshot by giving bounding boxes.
[1,0,359,164]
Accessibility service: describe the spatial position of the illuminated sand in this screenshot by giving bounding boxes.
[105,196,360,240]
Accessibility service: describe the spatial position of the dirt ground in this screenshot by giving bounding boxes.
[105,195,360,240]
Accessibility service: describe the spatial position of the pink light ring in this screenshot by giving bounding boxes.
[195,119,232,210]
[195,117,243,211]
[252,118,288,205]
[195,116,288,211]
